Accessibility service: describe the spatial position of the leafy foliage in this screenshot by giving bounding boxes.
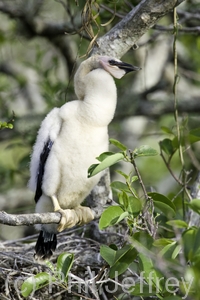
[88,136,200,299]
[0,121,13,130]
[21,252,74,297]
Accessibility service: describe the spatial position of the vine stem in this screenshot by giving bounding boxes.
[173,8,190,216]
[173,8,183,167]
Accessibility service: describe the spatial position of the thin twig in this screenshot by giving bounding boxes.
[159,146,183,185]
[129,151,149,202]
[99,4,124,18]
[129,151,157,238]
[154,24,200,35]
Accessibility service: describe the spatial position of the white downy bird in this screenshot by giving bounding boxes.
[29,55,140,259]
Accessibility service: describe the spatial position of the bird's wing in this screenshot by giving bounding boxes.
[29,108,62,201]
[34,138,53,202]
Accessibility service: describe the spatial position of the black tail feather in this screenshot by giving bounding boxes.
[34,230,57,260]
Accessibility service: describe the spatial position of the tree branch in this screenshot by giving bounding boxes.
[92,0,185,58]
[0,208,100,227]
[0,211,61,226]
[0,171,112,228]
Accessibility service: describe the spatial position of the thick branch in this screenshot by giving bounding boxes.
[0,172,111,227]
[92,0,185,58]
[0,193,109,226]
[0,211,61,226]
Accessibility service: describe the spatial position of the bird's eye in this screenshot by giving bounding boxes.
[108,60,116,66]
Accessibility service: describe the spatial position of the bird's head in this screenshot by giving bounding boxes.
[74,55,140,100]
[98,56,141,79]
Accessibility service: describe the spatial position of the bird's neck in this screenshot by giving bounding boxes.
[79,72,117,127]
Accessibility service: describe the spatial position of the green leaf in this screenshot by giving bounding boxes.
[193,227,200,257]
[133,231,154,249]
[110,181,130,193]
[148,192,176,210]
[0,121,13,130]
[138,253,163,291]
[114,211,129,224]
[109,138,127,151]
[172,244,182,259]
[7,123,13,129]
[131,175,138,183]
[56,252,74,281]
[118,190,129,208]
[189,128,200,144]
[182,228,196,260]
[100,245,117,266]
[127,196,142,216]
[149,192,176,218]
[154,201,176,218]
[115,169,129,180]
[172,127,200,148]
[166,220,188,228]
[96,151,115,162]
[133,145,158,158]
[21,272,52,297]
[109,245,137,278]
[159,242,177,259]
[138,253,153,279]
[172,136,180,149]
[153,238,174,247]
[87,163,99,177]
[160,138,176,156]
[88,152,124,177]
[45,261,55,272]
[99,206,124,229]
[187,199,200,214]
[161,126,174,134]
[129,283,158,296]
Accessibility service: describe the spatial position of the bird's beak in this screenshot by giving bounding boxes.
[100,57,141,79]
[109,60,141,74]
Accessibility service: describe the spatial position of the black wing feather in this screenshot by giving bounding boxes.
[34,230,57,260]
[34,138,53,203]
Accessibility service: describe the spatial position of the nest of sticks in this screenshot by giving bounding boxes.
[0,222,124,300]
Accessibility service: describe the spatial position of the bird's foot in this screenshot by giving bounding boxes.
[57,206,94,232]
[50,195,94,232]
[74,206,95,226]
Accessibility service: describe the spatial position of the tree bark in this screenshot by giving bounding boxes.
[92,0,185,58]
[0,211,61,226]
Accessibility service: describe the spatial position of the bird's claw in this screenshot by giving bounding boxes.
[50,195,94,232]
[56,206,94,232]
